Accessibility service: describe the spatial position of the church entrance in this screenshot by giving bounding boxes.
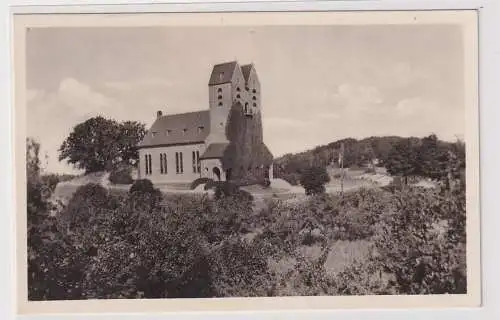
[213,167,221,181]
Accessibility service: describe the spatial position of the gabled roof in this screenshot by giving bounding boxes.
[199,142,229,160]
[208,61,238,86]
[138,110,210,148]
[241,64,253,82]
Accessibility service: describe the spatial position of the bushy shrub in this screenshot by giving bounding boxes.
[190,177,213,190]
[209,238,274,297]
[130,179,159,195]
[59,183,111,232]
[372,187,467,294]
[200,195,254,243]
[333,258,397,295]
[299,166,330,195]
[213,181,254,204]
[213,181,238,198]
[109,165,134,185]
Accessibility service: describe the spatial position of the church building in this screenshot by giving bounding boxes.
[137,61,274,185]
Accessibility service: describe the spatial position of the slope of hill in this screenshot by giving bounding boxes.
[272,135,462,186]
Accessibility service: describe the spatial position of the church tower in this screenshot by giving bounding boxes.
[241,63,263,137]
[241,64,260,107]
[206,61,248,144]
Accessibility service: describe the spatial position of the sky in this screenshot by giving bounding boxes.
[26,25,465,174]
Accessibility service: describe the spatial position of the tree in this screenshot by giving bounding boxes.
[116,121,147,167]
[58,117,146,173]
[417,134,446,180]
[27,138,44,222]
[385,138,419,185]
[299,166,331,195]
[416,134,465,191]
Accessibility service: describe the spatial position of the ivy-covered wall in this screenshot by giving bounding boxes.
[221,103,273,182]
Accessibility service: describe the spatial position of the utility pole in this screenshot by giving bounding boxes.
[340,142,344,197]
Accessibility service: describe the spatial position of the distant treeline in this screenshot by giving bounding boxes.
[273,135,465,186]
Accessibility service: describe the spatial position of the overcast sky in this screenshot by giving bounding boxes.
[26,25,465,174]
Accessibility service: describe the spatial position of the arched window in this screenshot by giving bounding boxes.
[218,102,223,107]
[236,87,241,92]
[252,96,256,100]
[252,89,257,93]
[253,103,257,107]
[217,88,222,93]
[244,102,249,113]
[236,94,241,99]
[218,95,222,99]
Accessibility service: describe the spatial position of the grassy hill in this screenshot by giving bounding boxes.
[273,135,461,185]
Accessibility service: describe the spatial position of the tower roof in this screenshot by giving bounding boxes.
[241,64,253,82]
[208,61,239,86]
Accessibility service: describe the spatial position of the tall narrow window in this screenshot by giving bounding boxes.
[144,154,149,175]
[148,154,152,175]
[196,151,201,173]
[192,151,196,173]
[160,154,164,174]
[218,88,222,93]
[175,152,179,174]
[179,152,184,173]
[162,153,167,174]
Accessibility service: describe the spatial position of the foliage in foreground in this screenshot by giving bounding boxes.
[28,165,466,299]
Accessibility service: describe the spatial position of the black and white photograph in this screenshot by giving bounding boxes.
[15,9,481,313]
